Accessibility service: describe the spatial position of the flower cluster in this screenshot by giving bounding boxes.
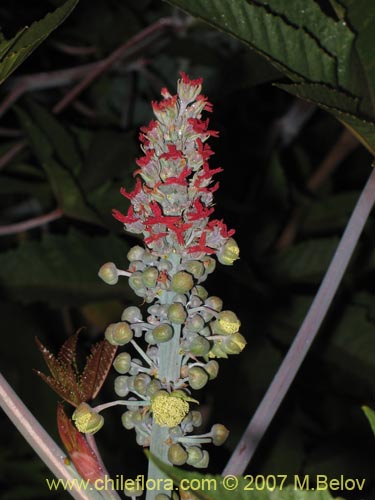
[97,73,244,477]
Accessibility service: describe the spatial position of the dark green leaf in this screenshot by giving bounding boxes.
[0,0,79,85]
[0,229,133,305]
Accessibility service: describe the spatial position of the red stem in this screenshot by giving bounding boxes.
[223,164,375,476]
[0,208,62,236]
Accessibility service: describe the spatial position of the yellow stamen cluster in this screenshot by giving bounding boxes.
[151,392,189,427]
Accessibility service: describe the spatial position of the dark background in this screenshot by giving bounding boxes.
[0,0,374,498]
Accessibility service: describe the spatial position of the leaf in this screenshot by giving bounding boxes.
[148,453,345,500]
[0,229,133,306]
[362,406,375,439]
[0,0,79,85]
[36,330,117,406]
[15,106,101,225]
[57,403,104,482]
[166,0,337,84]
[267,237,339,284]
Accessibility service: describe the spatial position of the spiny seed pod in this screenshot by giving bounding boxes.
[193,285,208,300]
[112,322,133,345]
[153,323,173,343]
[168,443,188,466]
[213,310,241,335]
[121,306,142,322]
[114,376,130,397]
[121,410,136,430]
[113,352,132,374]
[185,260,205,278]
[211,423,229,446]
[203,256,216,274]
[170,271,194,294]
[185,314,205,333]
[187,336,211,356]
[142,267,159,288]
[134,373,151,395]
[217,237,240,265]
[127,245,145,262]
[98,262,119,285]
[72,403,104,435]
[222,332,246,354]
[205,360,219,379]
[188,366,209,390]
[186,446,203,466]
[205,296,223,312]
[168,302,187,324]
[194,450,209,468]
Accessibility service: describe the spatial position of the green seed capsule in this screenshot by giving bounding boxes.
[205,360,219,379]
[211,423,229,446]
[121,306,142,322]
[112,322,133,345]
[167,443,188,466]
[222,332,246,354]
[185,260,205,278]
[113,352,132,374]
[153,324,173,343]
[142,267,159,288]
[170,271,194,294]
[217,237,240,265]
[168,303,187,324]
[98,262,118,285]
[127,245,145,262]
[187,446,203,466]
[188,366,209,390]
[187,335,211,356]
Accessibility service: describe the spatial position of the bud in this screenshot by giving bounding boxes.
[185,314,205,333]
[142,267,159,288]
[98,262,118,285]
[212,310,240,335]
[168,303,187,324]
[113,352,132,374]
[203,256,216,274]
[134,373,151,395]
[186,335,211,356]
[121,410,136,430]
[127,245,145,262]
[185,260,205,278]
[188,366,209,390]
[128,272,145,291]
[205,296,223,312]
[194,450,209,468]
[208,341,228,359]
[222,332,246,354]
[124,481,143,498]
[121,306,142,322]
[153,323,173,343]
[186,446,203,466]
[72,403,104,435]
[205,360,219,379]
[170,271,194,294]
[211,423,229,446]
[193,285,208,300]
[217,238,239,265]
[114,376,130,397]
[146,379,162,397]
[168,443,188,466]
[112,322,133,345]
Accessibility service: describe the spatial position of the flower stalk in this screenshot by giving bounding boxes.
[99,73,245,498]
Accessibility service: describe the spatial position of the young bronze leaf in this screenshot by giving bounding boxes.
[58,330,80,368]
[79,340,117,401]
[35,370,81,407]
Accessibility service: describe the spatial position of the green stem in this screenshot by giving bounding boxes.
[146,253,183,500]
